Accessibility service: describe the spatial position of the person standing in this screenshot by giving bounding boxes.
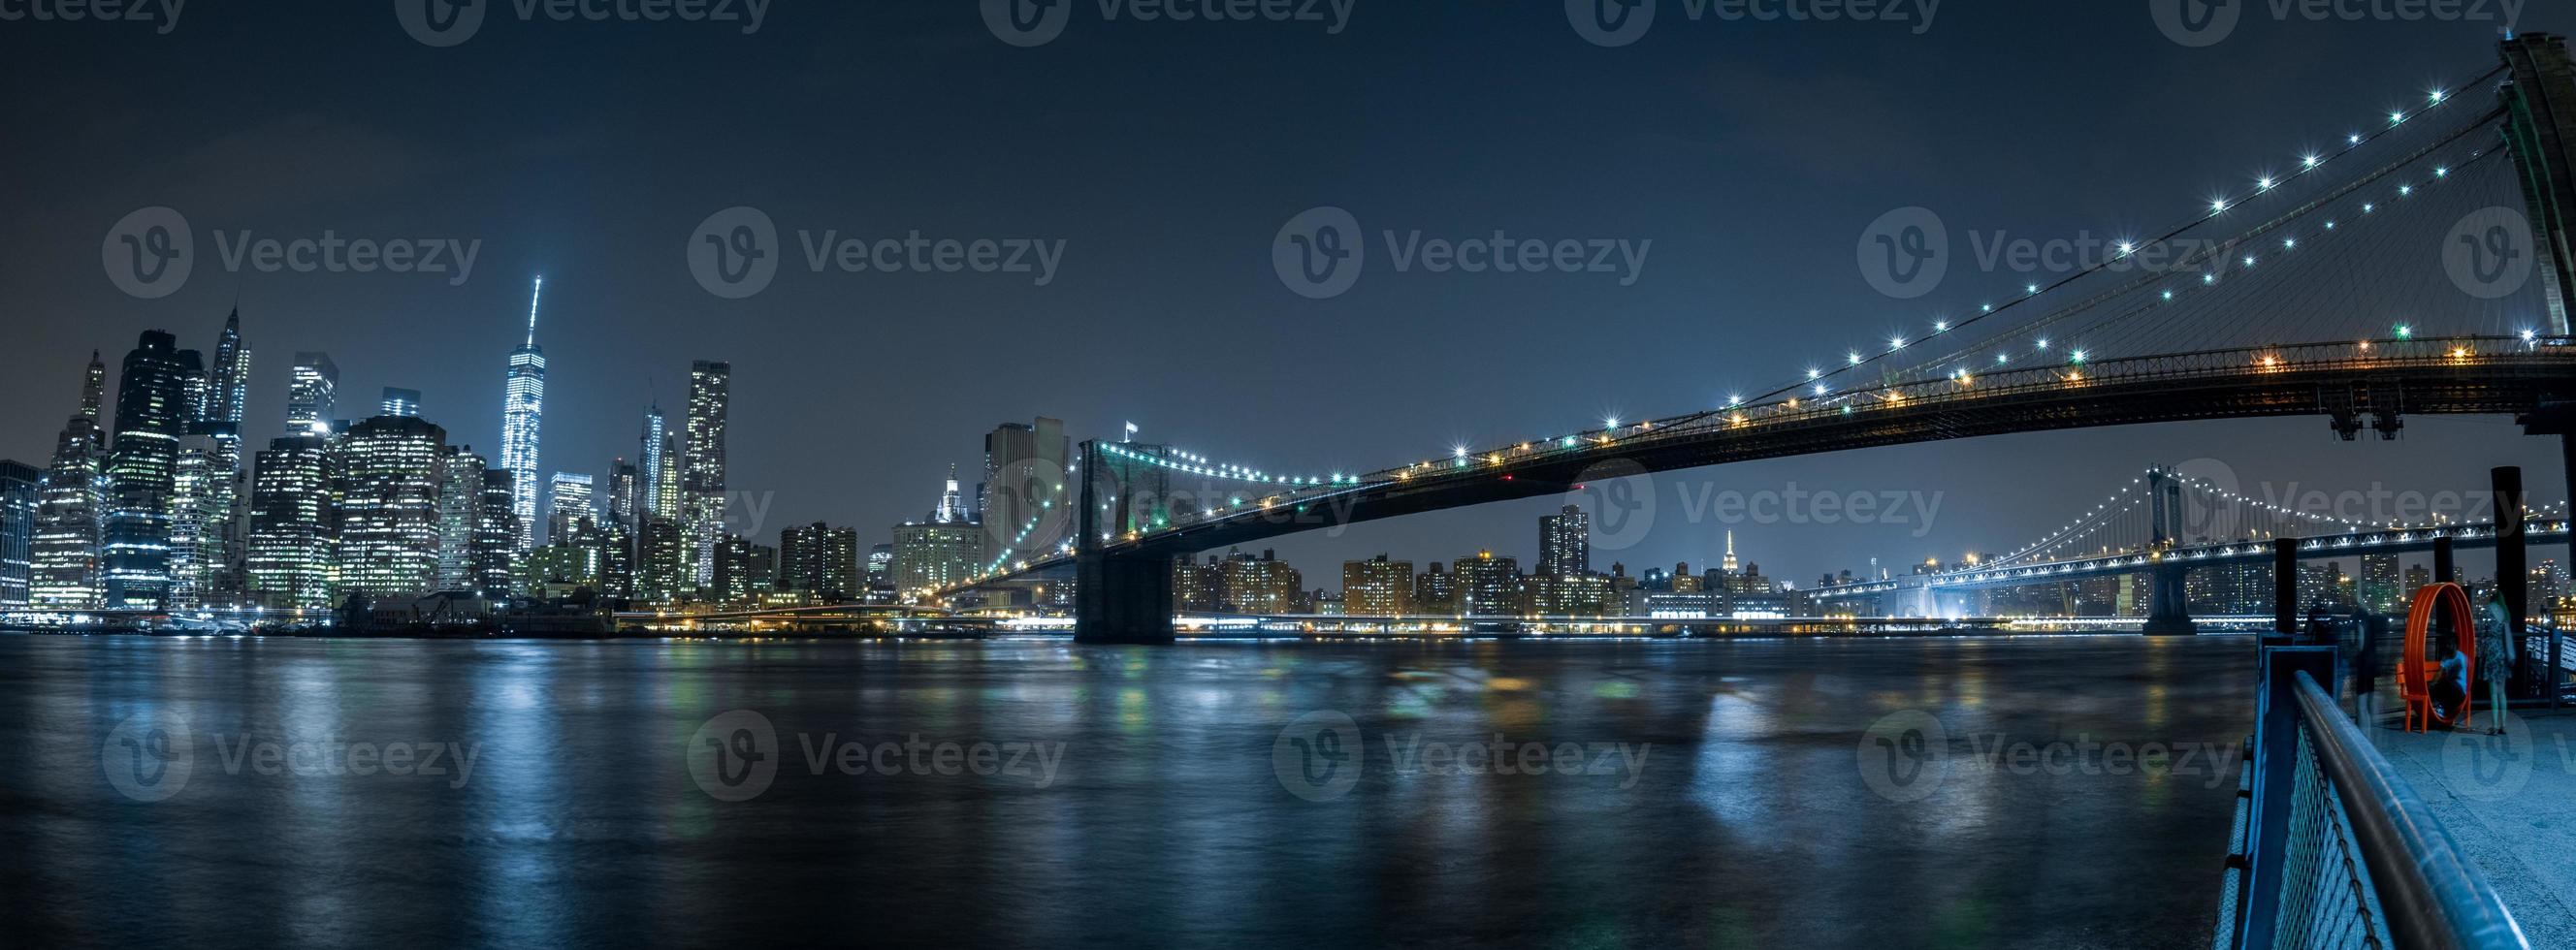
[2476,593,2519,735]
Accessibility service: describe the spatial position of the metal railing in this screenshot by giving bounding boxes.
[2221,648,2528,950]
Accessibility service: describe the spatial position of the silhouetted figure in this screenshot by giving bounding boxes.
[2476,594,2517,734]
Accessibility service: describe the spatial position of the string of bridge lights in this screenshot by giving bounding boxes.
[1777,76,2491,411]
[1128,105,2503,528]
[1988,473,2156,567]
[977,482,1072,578]
[1030,78,2517,545]
[1096,442,1362,489]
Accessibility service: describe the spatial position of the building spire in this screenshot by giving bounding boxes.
[526,275,544,346]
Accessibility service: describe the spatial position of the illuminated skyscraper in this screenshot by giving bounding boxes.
[435,446,488,592]
[0,460,37,607]
[500,277,546,553]
[206,312,251,428]
[779,522,859,596]
[1722,530,1740,574]
[287,352,338,431]
[336,414,447,599]
[936,464,968,524]
[103,331,200,609]
[2360,554,2400,615]
[186,312,251,607]
[605,459,639,529]
[244,434,336,612]
[548,472,596,542]
[167,428,237,610]
[31,353,109,610]
[640,405,673,520]
[1538,504,1591,577]
[474,469,519,598]
[684,361,729,586]
[379,388,423,419]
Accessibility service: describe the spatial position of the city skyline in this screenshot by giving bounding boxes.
[10,6,2576,590]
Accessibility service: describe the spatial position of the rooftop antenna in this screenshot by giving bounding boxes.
[526,275,544,346]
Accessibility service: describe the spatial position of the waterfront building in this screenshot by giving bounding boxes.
[0,460,38,607]
[474,469,520,598]
[336,414,447,600]
[31,353,109,609]
[1217,549,1302,615]
[684,360,730,586]
[435,447,488,592]
[243,434,337,612]
[1453,551,1524,616]
[892,520,984,602]
[1538,504,1590,577]
[103,331,200,609]
[1342,554,1414,616]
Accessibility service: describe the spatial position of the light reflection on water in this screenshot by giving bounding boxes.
[2,633,2251,948]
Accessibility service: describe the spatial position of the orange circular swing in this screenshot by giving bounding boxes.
[2398,583,2478,732]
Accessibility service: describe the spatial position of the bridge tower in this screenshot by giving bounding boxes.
[2501,33,2576,336]
[1075,439,1176,645]
[2142,467,2198,636]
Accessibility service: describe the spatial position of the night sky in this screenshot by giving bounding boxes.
[5,2,2572,586]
